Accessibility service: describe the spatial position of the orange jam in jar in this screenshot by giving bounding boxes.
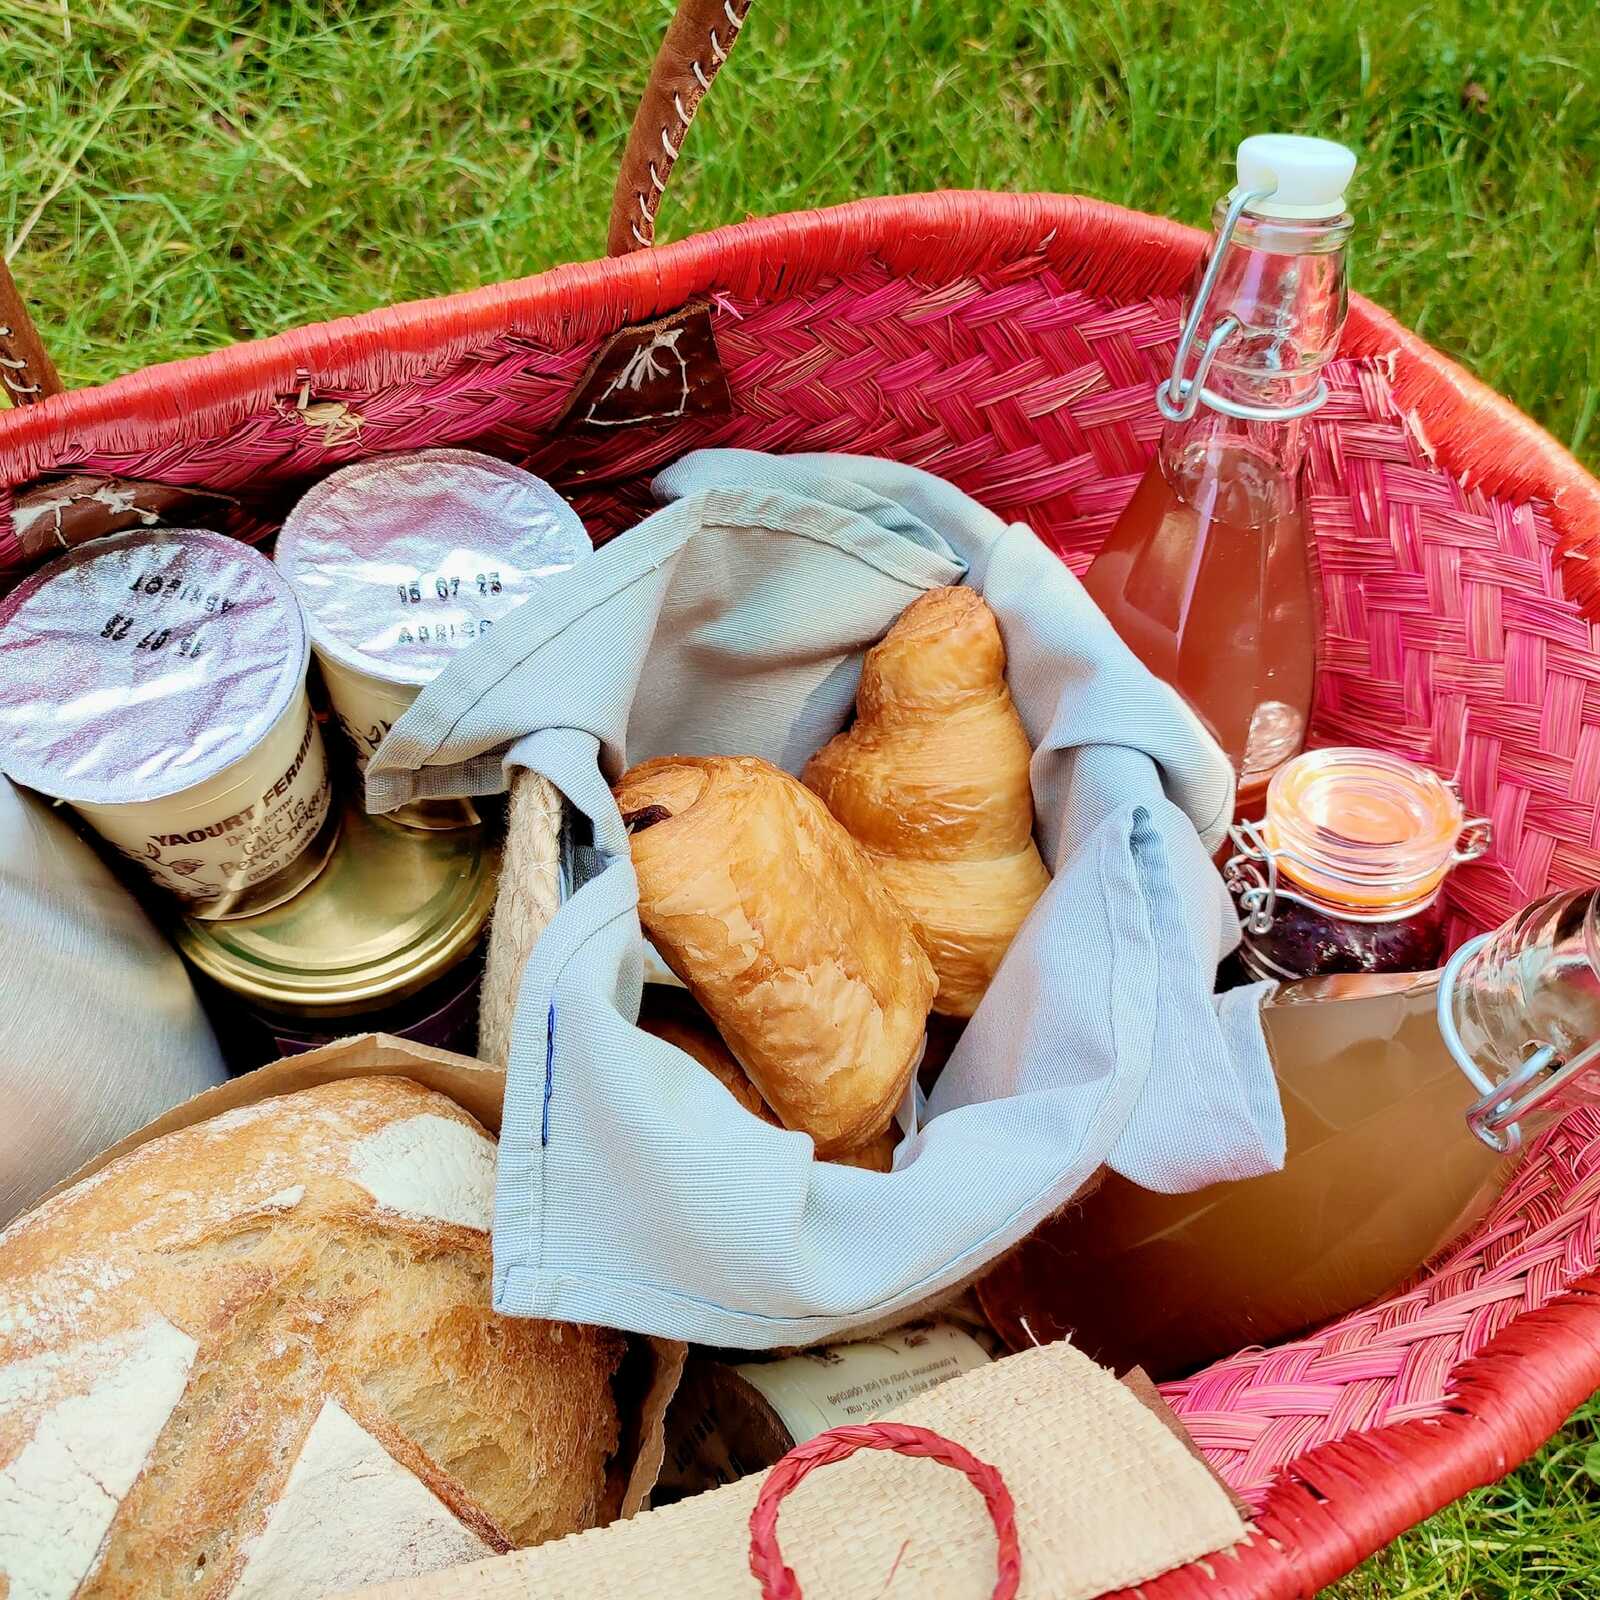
[1227,747,1488,982]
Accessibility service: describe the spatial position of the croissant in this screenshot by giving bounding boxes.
[616,754,935,1155]
[804,585,1049,1017]
[641,997,898,1172]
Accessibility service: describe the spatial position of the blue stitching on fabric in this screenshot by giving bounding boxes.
[541,1003,556,1148]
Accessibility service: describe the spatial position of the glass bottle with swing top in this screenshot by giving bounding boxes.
[1082,134,1356,812]
[979,885,1600,1380]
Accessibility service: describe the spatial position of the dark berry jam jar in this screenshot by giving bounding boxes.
[1226,747,1488,982]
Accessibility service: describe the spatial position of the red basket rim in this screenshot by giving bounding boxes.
[1120,1271,1600,1599]
[2,190,1597,607]
[4,189,1600,1597]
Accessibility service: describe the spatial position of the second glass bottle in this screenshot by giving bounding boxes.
[1083,133,1357,809]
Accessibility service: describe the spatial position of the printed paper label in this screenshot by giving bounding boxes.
[76,692,331,906]
[735,1324,992,1444]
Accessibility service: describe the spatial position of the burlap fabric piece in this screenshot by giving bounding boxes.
[342,1340,1246,1600]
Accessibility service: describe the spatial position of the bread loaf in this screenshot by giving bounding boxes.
[0,1076,625,1600]
[616,754,935,1155]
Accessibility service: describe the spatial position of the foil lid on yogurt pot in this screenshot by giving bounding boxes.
[276,449,591,688]
[0,529,311,806]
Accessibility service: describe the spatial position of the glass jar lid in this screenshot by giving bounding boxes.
[177,792,498,1014]
[1259,746,1480,914]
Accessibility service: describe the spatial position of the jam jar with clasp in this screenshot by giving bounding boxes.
[1225,746,1489,983]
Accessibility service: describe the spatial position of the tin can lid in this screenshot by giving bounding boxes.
[0,529,309,806]
[276,449,590,688]
[176,794,498,1012]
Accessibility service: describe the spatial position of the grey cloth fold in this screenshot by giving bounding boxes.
[367,450,1282,1346]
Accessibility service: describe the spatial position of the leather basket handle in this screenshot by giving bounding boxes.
[0,257,63,407]
[606,0,755,256]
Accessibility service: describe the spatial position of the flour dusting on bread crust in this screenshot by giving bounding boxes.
[0,1318,197,1600]
[230,1400,496,1600]
[347,1114,496,1231]
[0,1079,620,1600]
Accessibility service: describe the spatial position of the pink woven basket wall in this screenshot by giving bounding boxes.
[3,191,1600,1598]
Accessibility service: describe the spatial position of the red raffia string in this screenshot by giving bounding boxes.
[747,1421,1021,1600]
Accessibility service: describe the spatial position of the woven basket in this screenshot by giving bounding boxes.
[4,4,1600,1595]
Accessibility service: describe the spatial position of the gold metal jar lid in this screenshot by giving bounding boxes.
[177,793,499,1016]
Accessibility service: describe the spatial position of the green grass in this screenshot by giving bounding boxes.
[3,0,1599,1593]
[1,0,1597,462]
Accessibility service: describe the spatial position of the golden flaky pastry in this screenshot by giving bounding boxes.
[616,755,934,1156]
[641,997,898,1172]
[805,585,1050,1017]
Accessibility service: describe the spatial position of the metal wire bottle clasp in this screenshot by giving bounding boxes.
[1157,184,1330,426]
[1224,810,1491,937]
[1436,936,1600,1154]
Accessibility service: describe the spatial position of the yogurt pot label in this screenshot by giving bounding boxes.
[74,688,332,907]
[315,653,420,763]
[0,529,336,917]
[276,449,590,762]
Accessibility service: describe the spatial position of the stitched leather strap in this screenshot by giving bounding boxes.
[607,0,756,257]
[0,256,62,407]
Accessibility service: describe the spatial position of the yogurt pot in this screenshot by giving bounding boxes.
[0,529,338,919]
[276,449,591,770]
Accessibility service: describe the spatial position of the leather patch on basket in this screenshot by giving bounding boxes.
[1120,1366,1252,1518]
[556,303,733,432]
[8,473,239,567]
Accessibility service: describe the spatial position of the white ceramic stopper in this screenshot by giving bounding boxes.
[1233,133,1356,219]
